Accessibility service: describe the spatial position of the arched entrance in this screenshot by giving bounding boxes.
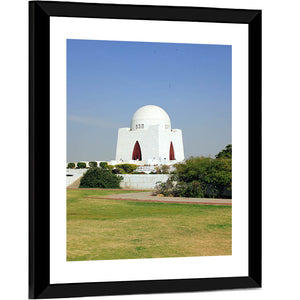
[169,142,175,160]
[132,141,142,161]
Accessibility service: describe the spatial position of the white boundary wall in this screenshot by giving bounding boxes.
[66,170,169,189]
[66,169,87,186]
[119,174,170,190]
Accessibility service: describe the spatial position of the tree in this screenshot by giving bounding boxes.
[215,144,232,159]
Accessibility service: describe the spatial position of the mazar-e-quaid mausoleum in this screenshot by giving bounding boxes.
[115,105,184,165]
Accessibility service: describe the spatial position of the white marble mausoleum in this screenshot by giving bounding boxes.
[115,105,184,165]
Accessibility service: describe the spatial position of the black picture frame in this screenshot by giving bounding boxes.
[29,1,261,298]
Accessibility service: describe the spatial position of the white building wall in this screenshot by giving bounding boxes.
[139,125,160,162]
[116,124,185,164]
[116,125,160,162]
[158,128,185,162]
[172,129,185,161]
[158,125,171,161]
[115,128,135,162]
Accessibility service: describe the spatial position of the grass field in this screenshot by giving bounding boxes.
[67,189,232,261]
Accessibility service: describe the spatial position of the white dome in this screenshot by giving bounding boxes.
[130,105,171,131]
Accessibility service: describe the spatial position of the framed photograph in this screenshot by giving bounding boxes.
[29,1,261,298]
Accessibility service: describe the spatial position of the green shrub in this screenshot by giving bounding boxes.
[77,162,87,169]
[173,181,205,198]
[67,162,75,169]
[79,167,123,188]
[173,156,231,198]
[155,151,232,198]
[89,161,97,168]
[153,179,174,196]
[99,162,108,169]
[112,167,126,174]
[155,165,170,174]
[115,164,138,174]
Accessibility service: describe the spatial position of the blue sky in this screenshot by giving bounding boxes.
[67,39,231,162]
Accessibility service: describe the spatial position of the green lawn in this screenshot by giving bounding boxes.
[67,189,232,261]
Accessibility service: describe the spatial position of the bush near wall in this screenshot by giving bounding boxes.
[89,161,97,168]
[112,168,126,174]
[77,162,86,169]
[154,155,232,199]
[99,162,108,169]
[155,165,170,174]
[176,156,231,198]
[67,162,75,169]
[79,167,123,188]
[115,164,138,174]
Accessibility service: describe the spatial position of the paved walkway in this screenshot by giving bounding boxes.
[85,191,232,206]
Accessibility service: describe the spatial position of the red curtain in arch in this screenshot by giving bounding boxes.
[132,141,142,161]
[169,142,175,160]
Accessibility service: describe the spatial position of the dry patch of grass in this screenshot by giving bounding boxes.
[67,189,231,261]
